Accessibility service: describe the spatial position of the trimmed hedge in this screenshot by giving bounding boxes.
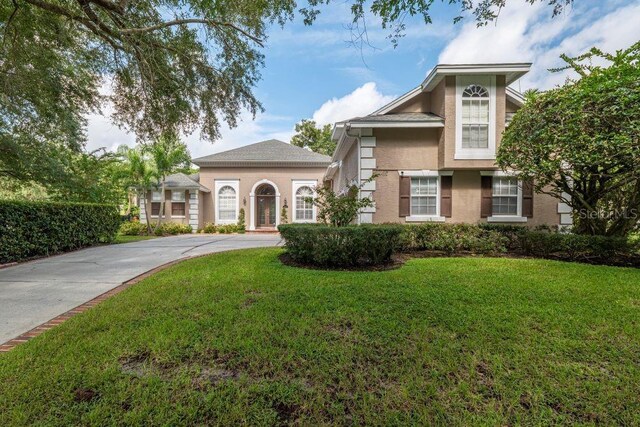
[399,223,640,266]
[278,223,403,267]
[0,200,120,263]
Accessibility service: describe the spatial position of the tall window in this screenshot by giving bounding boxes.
[411,177,438,216]
[462,84,490,149]
[218,186,236,221]
[492,177,518,216]
[295,186,314,221]
[171,190,186,216]
[151,191,162,216]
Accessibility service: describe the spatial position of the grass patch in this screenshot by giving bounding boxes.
[1,248,639,425]
[113,234,158,244]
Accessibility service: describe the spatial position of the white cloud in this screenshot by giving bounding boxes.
[311,82,396,125]
[438,1,640,90]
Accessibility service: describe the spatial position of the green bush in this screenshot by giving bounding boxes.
[237,208,246,232]
[516,231,640,265]
[153,222,192,236]
[0,200,120,263]
[118,221,148,236]
[278,223,404,267]
[200,223,216,233]
[400,223,508,255]
[217,224,243,234]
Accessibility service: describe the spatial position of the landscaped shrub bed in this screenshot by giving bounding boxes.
[198,223,246,234]
[279,222,640,268]
[0,200,119,263]
[119,221,192,236]
[278,223,404,267]
[400,223,640,267]
[118,221,148,236]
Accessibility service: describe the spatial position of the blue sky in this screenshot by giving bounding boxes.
[87,0,640,157]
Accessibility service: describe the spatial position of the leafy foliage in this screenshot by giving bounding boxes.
[498,42,640,236]
[312,178,375,227]
[278,223,403,266]
[0,200,119,263]
[118,220,148,236]
[291,119,335,156]
[153,222,192,236]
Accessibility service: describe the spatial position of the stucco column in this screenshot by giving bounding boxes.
[139,193,147,224]
[249,193,256,231]
[189,191,198,233]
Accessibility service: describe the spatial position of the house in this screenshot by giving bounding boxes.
[141,62,571,232]
[326,63,571,227]
[140,140,331,231]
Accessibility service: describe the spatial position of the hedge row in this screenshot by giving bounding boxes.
[278,223,404,267]
[279,223,640,268]
[0,200,120,263]
[401,223,640,266]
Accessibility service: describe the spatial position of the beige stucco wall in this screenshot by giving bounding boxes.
[143,189,191,226]
[374,128,439,170]
[332,141,359,193]
[371,169,560,225]
[388,91,431,114]
[198,166,327,228]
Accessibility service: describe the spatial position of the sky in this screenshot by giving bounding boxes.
[86,0,640,158]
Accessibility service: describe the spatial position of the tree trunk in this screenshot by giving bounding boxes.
[143,190,153,234]
[154,179,166,233]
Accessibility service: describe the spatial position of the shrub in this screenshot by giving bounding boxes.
[217,224,242,234]
[237,209,246,232]
[118,221,148,236]
[153,222,192,236]
[400,223,508,255]
[278,223,404,267]
[0,200,119,263]
[515,230,640,265]
[201,223,216,233]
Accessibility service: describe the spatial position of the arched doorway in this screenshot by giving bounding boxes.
[255,183,276,228]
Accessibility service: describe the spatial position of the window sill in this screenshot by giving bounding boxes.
[406,215,446,223]
[454,151,496,160]
[216,220,237,225]
[487,216,528,223]
[293,219,315,223]
[171,216,186,219]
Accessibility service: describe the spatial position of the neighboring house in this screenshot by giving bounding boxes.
[141,139,331,231]
[326,63,571,227]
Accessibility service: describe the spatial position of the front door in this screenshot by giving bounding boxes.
[256,183,277,228]
[257,195,276,228]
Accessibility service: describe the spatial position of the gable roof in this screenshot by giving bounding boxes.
[192,139,332,168]
[157,172,211,192]
[373,62,531,115]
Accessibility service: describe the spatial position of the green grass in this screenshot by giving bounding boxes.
[113,234,158,244]
[1,249,639,425]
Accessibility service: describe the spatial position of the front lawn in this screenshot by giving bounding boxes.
[1,249,639,425]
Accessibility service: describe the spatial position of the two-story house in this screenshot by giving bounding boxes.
[326,63,570,227]
[140,63,571,232]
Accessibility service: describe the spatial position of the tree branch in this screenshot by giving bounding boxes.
[120,18,264,46]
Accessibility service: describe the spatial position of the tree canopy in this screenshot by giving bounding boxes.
[497,42,640,236]
[291,119,335,156]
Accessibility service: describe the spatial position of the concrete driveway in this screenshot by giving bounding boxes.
[0,234,282,344]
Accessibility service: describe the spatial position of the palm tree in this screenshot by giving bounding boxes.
[144,133,191,231]
[117,145,155,233]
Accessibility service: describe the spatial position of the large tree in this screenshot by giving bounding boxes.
[291,119,335,156]
[1,0,571,186]
[497,42,640,236]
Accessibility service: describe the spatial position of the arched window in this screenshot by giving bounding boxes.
[218,186,236,221]
[295,186,314,221]
[462,84,490,149]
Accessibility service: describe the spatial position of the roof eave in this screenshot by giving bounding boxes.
[195,161,331,168]
[349,121,444,128]
[421,63,532,91]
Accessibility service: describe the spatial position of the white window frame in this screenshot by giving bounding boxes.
[170,190,186,218]
[481,171,528,223]
[214,180,240,225]
[455,75,496,160]
[399,170,451,222]
[150,190,162,218]
[292,180,317,223]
